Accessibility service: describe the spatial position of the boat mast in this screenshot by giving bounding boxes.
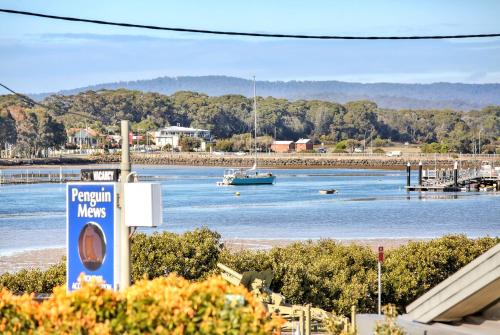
[253,76,257,169]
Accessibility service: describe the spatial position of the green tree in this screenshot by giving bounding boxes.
[179,136,201,152]
[0,110,17,157]
[214,139,233,152]
[15,112,38,158]
[36,112,66,157]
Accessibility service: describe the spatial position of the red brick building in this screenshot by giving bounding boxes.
[295,139,313,152]
[271,140,295,153]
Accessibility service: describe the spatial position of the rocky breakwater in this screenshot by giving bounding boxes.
[94,153,494,170]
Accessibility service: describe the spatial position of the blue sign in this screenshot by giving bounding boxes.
[67,183,118,291]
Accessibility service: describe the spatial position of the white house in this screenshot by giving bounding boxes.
[153,126,211,150]
[67,128,98,147]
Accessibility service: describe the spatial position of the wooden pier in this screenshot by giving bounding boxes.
[0,168,171,185]
[0,169,80,185]
[405,161,500,192]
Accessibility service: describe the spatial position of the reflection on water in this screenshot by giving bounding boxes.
[0,166,499,254]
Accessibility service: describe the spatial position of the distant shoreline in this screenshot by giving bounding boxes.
[1,153,496,170]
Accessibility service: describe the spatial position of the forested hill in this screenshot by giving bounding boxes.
[30,76,500,111]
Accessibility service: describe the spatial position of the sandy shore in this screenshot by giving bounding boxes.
[0,238,425,274]
[0,248,66,274]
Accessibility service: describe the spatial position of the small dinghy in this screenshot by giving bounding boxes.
[319,189,336,195]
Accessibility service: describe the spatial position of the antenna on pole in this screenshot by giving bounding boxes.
[253,76,257,169]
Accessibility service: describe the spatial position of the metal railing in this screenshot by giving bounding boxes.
[0,169,80,185]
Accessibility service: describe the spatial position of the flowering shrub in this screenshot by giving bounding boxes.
[0,288,37,334]
[0,274,283,334]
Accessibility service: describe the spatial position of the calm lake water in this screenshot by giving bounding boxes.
[0,166,499,255]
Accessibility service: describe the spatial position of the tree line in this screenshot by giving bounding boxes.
[1,89,499,157]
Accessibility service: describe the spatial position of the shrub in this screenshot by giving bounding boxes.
[0,261,65,294]
[179,136,201,152]
[1,232,498,318]
[382,235,499,310]
[373,304,406,335]
[373,148,385,154]
[324,311,356,335]
[0,274,283,334]
[421,142,449,153]
[221,240,377,315]
[335,140,347,151]
[131,228,223,281]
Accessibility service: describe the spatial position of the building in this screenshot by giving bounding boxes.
[271,140,295,153]
[67,128,98,147]
[295,139,313,152]
[153,126,211,150]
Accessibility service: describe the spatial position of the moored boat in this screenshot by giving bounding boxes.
[219,77,276,186]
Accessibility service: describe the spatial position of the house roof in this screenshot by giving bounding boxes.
[296,138,311,144]
[273,141,294,145]
[159,126,209,133]
[67,128,98,138]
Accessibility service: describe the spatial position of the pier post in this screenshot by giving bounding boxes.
[305,304,311,335]
[453,161,458,187]
[406,162,411,188]
[120,120,131,291]
[418,161,423,186]
[351,305,357,334]
[299,309,305,335]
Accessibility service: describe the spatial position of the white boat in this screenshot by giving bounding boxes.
[220,78,275,186]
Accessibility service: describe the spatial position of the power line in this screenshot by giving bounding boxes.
[1,8,500,40]
[0,82,98,120]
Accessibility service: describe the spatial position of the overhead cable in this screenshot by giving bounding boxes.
[1,8,500,40]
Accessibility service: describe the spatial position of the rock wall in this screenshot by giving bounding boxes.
[1,153,496,170]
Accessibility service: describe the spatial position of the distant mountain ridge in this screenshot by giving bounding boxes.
[30,75,500,111]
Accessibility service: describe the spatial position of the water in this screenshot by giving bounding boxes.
[1,166,499,255]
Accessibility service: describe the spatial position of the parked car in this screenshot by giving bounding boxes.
[212,151,225,156]
[386,151,402,157]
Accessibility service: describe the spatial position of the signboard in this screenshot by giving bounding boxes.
[378,246,384,263]
[67,182,119,291]
[81,169,120,182]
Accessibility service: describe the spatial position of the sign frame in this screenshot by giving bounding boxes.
[66,182,120,292]
[378,246,384,263]
[80,169,120,182]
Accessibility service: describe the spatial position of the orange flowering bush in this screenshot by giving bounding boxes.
[0,288,37,334]
[0,274,283,334]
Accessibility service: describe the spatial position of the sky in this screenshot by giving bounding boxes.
[1,0,500,93]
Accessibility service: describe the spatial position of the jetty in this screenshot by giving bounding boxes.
[405,161,500,192]
[0,167,174,185]
[0,168,80,185]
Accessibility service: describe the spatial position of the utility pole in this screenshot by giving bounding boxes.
[363,130,368,153]
[478,129,482,155]
[119,120,131,291]
[370,127,374,154]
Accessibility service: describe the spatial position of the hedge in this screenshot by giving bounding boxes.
[219,241,378,315]
[0,229,498,316]
[0,274,283,334]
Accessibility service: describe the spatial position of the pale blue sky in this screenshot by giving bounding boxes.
[1,0,500,92]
